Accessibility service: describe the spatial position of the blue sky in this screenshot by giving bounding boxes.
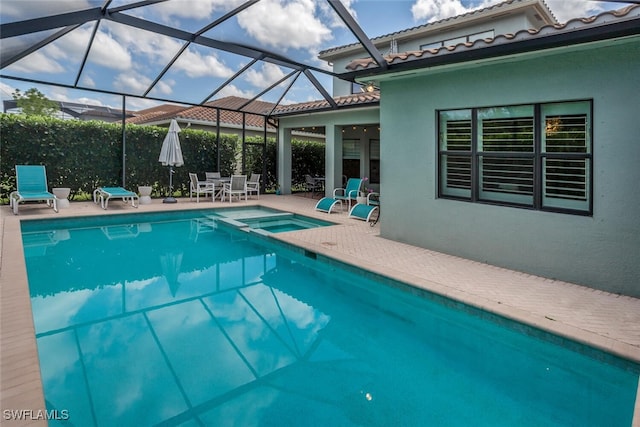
[0,0,624,112]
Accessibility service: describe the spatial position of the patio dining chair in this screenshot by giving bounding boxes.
[305,174,323,198]
[222,175,248,203]
[189,173,215,202]
[247,173,261,199]
[205,172,221,181]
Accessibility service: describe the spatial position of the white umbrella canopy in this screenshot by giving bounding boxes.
[158,119,184,203]
[159,119,184,167]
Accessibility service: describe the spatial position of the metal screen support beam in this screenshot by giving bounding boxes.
[0,25,80,69]
[303,70,337,109]
[262,117,267,193]
[242,112,246,174]
[327,0,388,70]
[216,108,221,172]
[121,95,127,187]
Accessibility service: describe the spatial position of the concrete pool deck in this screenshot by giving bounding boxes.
[1,194,639,426]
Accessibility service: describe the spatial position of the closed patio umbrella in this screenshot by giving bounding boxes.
[158,119,184,203]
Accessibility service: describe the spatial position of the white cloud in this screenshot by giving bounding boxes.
[237,0,333,50]
[145,0,246,22]
[545,0,619,23]
[47,87,107,106]
[244,63,287,88]
[104,23,178,66]
[217,83,255,99]
[155,80,174,95]
[411,0,493,23]
[410,0,624,25]
[87,30,132,70]
[172,48,235,78]
[5,51,66,74]
[81,75,96,88]
[97,21,234,79]
[318,0,357,28]
[0,81,18,100]
[125,97,166,111]
[0,0,94,20]
[113,71,152,94]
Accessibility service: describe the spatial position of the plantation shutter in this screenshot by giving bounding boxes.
[477,106,534,205]
[541,102,591,211]
[439,110,472,198]
[343,139,360,159]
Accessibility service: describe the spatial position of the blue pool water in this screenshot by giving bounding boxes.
[199,206,334,234]
[21,209,639,427]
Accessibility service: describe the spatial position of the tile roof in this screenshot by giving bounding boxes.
[127,96,276,129]
[272,92,380,116]
[346,4,640,71]
[319,0,557,58]
[126,104,186,124]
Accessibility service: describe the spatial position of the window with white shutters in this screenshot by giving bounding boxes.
[438,101,592,215]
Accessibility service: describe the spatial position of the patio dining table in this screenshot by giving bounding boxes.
[205,177,231,200]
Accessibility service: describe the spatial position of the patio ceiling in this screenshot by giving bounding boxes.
[0,0,384,116]
[0,0,637,117]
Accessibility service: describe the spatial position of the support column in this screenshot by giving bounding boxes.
[278,127,292,194]
[325,125,343,196]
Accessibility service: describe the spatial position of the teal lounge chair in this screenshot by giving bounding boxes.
[93,186,139,210]
[333,178,363,212]
[10,165,58,215]
[349,192,380,224]
[315,196,341,214]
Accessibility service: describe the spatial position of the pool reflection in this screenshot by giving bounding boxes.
[24,221,338,426]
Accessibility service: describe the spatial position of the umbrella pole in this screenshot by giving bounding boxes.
[163,166,178,203]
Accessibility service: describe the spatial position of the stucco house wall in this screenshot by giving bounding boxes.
[378,37,640,296]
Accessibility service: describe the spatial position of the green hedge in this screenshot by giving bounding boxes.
[244,136,325,191]
[0,114,326,201]
[0,114,236,200]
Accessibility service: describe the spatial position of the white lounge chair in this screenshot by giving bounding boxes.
[349,192,380,224]
[315,197,341,214]
[93,186,138,209]
[333,178,363,212]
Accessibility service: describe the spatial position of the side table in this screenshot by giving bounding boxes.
[138,186,152,205]
[52,187,70,208]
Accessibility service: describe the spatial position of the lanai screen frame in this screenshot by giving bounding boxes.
[0,0,388,187]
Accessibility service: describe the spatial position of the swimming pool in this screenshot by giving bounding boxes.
[21,209,640,426]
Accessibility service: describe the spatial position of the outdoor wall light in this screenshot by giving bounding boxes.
[363,81,377,92]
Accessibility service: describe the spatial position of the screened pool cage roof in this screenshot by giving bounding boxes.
[0,0,390,117]
[1,0,636,118]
